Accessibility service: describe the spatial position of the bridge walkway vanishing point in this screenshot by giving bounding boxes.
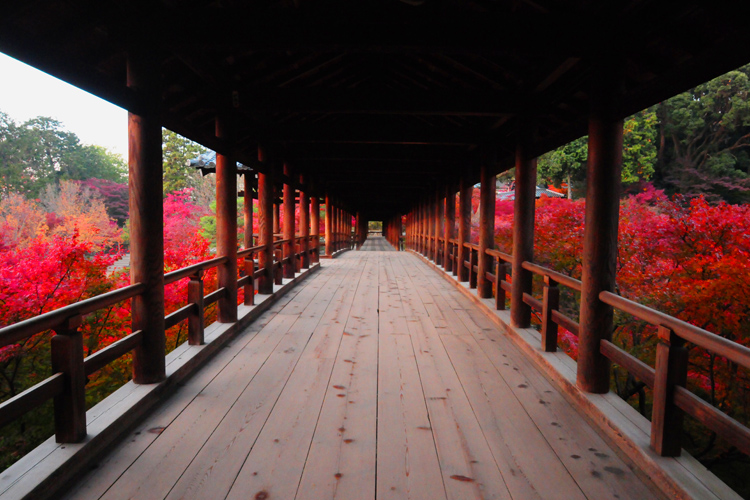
[63,238,662,500]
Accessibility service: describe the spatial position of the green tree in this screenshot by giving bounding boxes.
[162,129,206,196]
[656,65,750,203]
[0,113,126,197]
[537,109,658,196]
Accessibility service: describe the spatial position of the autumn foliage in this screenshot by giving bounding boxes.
[491,187,750,481]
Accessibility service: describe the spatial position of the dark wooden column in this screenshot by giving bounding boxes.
[257,145,275,294]
[427,198,434,260]
[300,175,310,268]
[311,195,320,263]
[477,150,497,299]
[127,46,165,384]
[243,173,253,248]
[511,135,537,328]
[215,114,238,323]
[444,185,455,273]
[457,177,472,282]
[436,190,444,264]
[282,163,295,278]
[325,195,333,256]
[577,63,624,393]
[273,201,280,236]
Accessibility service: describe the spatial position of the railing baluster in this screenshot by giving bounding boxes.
[495,258,507,310]
[274,249,283,285]
[244,256,255,306]
[541,276,559,352]
[651,325,688,456]
[188,271,204,345]
[469,248,478,289]
[51,315,86,443]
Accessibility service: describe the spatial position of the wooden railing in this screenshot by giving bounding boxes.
[411,237,750,459]
[0,235,319,443]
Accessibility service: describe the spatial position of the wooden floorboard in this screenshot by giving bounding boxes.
[65,238,661,500]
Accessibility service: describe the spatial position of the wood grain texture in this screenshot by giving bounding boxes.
[63,242,662,500]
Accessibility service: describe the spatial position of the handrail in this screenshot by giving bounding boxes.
[600,291,750,369]
[0,235,313,443]
[486,248,512,263]
[237,244,266,258]
[164,256,228,285]
[0,283,146,348]
[522,261,582,292]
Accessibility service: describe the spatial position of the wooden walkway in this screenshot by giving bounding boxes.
[64,238,661,500]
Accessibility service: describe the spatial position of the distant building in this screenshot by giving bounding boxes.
[495,180,565,201]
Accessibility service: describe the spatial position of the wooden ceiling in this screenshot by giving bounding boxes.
[1,1,749,220]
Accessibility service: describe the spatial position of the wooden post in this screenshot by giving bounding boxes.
[651,326,688,456]
[311,195,320,263]
[273,201,280,236]
[127,47,165,384]
[244,258,254,305]
[541,276,559,352]
[188,271,204,344]
[477,151,496,299]
[443,186,454,273]
[496,260,508,310]
[577,61,624,393]
[51,315,86,442]
[325,195,333,256]
[257,145,275,294]
[457,177,472,282]
[435,190,443,265]
[282,163,295,278]
[243,173,253,249]
[300,175,310,268]
[216,114,237,323]
[511,136,537,329]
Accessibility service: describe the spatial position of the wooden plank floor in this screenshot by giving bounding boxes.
[64,238,661,500]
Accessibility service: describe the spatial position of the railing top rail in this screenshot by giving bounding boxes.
[164,256,229,284]
[600,291,750,368]
[0,283,146,348]
[486,248,513,263]
[522,261,582,291]
[463,242,480,250]
[274,238,291,246]
[237,245,266,258]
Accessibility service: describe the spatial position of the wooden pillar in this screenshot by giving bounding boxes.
[282,163,295,278]
[273,201,280,236]
[215,114,238,323]
[577,62,624,394]
[325,195,333,256]
[477,150,497,299]
[311,195,320,263]
[257,145,274,294]
[511,136,537,328]
[444,185,455,273]
[127,46,165,384]
[300,175,310,268]
[243,173,253,248]
[427,197,433,260]
[457,177,472,282]
[435,190,443,265]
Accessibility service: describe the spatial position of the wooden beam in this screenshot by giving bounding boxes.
[457,178,472,282]
[577,60,623,394]
[282,163,296,278]
[477,149,496,299]
[127,43,165,385]
[511,129,536,329]
[257,144,275,294]
[216,113,238,323]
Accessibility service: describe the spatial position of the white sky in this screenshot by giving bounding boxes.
[0,52,128,158]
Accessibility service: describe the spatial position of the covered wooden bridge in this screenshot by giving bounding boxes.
[0,1,749,499]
